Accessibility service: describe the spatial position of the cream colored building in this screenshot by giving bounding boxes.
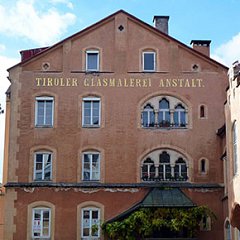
[225,60,240,239]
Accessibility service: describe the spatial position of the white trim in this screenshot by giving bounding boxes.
[86,50,100,71]
[82,98,101,127]
[35,96,54,127]
[34,152,52,181]
[81,207,100,238]
[142,51,156,72]
[32,207,51,239]
[82,152,100,181]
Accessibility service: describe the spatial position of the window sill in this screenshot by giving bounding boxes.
[82,180,100,182]
[35,125,53,128]
[82,125,100,128]
[33,180,52,183]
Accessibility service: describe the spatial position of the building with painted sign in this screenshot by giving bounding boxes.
[3,10,229,239]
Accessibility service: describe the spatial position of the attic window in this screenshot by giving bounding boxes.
[42,62,50,71]
[192,64,199,71]
[118,25,124,31]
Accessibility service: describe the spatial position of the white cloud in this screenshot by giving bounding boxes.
[0,44,5,53]
[0,0,76,46]
[211,32,240,67]
[0,55,19,183]
[50,0,74,9]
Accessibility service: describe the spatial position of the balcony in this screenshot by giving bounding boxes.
[141,176,188,182]
[142,121,187,129]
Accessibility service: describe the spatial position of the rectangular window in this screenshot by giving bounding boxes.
[35,97,54,127]
[143,52,155,72]
[86,50,99,71]
[34,152,52,181]
[32,208,51,238]
[82,97,100,127]
[82,152,100,181]
[81,208,100,239]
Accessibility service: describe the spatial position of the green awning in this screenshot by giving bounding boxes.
[107,188,195,223]
[142,188,196,208]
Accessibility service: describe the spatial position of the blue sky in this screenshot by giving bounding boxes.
[0,0,240,182]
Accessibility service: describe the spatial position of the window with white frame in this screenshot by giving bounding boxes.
[141,158,155,180]
[174,158,187,179]
[82,97,101,127]
[159,151,171,180]
[141,95,188,129]
[141,149,189,182]
[142,51,156,72]
[86,50,99,72]
[32,208,51,239]
[159,98,171,127]
[81,208,100,239]
[35,96,54,127]
[233,121,238,175]
[34,152,52,181]
[82,152,100,181]
[142,104,155,127]
[174,104,186,127]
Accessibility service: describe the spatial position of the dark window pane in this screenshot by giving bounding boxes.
[144,53,154,71]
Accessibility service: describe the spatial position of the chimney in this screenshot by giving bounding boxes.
[153,16,169,35]
[190,40,211,57]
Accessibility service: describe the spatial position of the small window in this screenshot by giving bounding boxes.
[86,50,99,71]
[201,159,206,173]
[200,105,205,118]
[82,97,101,127]
[159,151,171,180]
[34,152,52,181]
[233,121,238,175]
[81,208,100,238]
[141,158,155,180]
[225,220,232,240]
[82,152,100,181]
[142,104,155,127]
[32,208,51,238]
[174,158,187,180]
[35,96,54,127]
[158,98,170,127]
[143,52,155,72]
[174,104,186,127]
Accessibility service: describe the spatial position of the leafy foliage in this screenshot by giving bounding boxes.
[102,206,216,239]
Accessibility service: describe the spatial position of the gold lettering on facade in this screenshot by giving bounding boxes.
[117,79,122,87]
[109,78,115,87]
[158,78,204,88]
[102,78,108,87]
[35,77,203,88]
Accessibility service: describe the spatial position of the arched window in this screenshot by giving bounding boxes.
[233,121,238,175]
[82,152,100,181]
[140,95,189,129]
[225,220,232,240]
[141,158,155,180]
[201,159,206,173]
[158,98,170,127]
[174,104,186,127]
[81,207,100,238]
[34,152,52,181]
[159,151,171,180]
[200,105,205,118]
[142,104,155,127]
[174,158,187,180]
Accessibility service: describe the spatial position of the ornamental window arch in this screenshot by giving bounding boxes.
[141,149,189,182]
[140,94,189,128]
